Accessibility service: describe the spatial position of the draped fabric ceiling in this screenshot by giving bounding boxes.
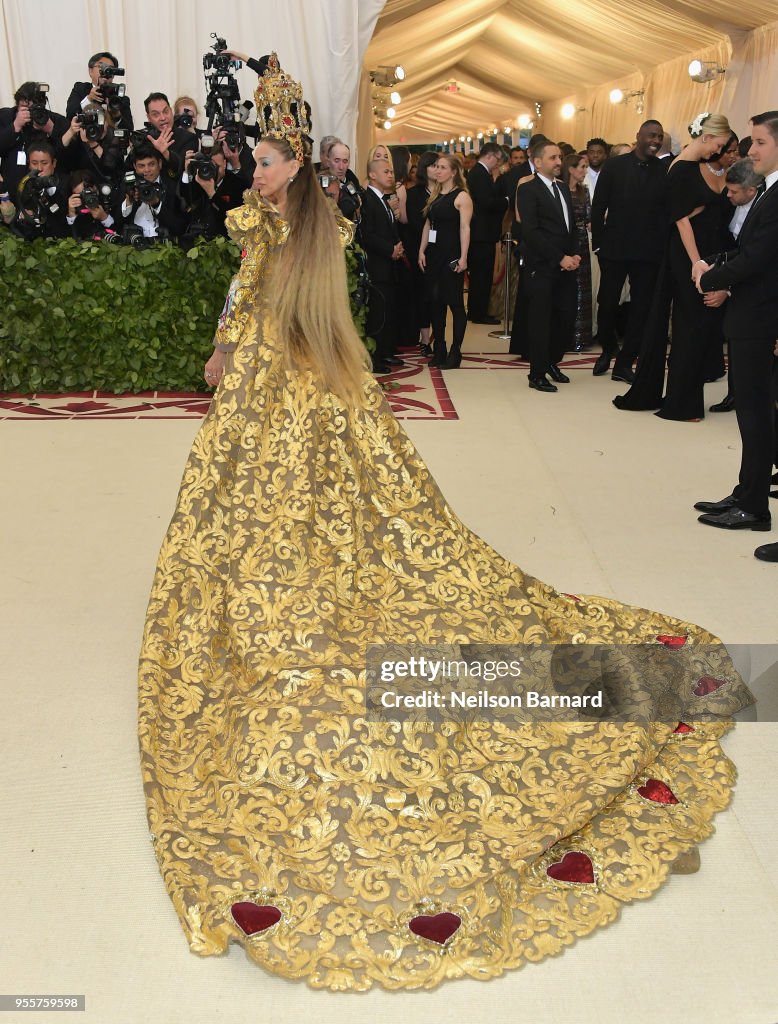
[365,0,778,149]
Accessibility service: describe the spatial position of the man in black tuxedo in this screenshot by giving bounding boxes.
[361,157,405,374]
[693,111,778,557]
[516,140,580,392]
[120,144,187,241]
[591,120,668,383]
[140,93,198,177]
[0,82,69,201]
[65,51,134,130]
[466,142,510,324]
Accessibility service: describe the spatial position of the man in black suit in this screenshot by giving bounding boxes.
[0,82,69,201]
[140,93,198,177]
[466,142,510,324]
[120,144,187,241]
[591,119,668,383]
[516,140,580,392]
[361,157,405,374]
[65,52,134,131]
[693,111,778,557]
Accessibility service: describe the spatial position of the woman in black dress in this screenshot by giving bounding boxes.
[418,154,473,368]
[562,152,593,351]
[404,151,438,355]
[656,113,733,421]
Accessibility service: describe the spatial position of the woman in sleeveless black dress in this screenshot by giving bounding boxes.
[418,154,473,368]
[404,152,438,355]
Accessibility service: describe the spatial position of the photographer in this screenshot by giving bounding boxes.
[136,93,198,176]
[121,143,186,241]
[327,141,362,222]
[58,109,128,182]
[173,96,199,134]
[13,140,70,240]
[65,52,134,131]
[180,134,251,242]
[0,82,68,200]
[66,170,119,240]
[0,173,16,227]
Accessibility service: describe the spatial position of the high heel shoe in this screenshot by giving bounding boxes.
[441,349,462,369]
[428,353,448,368]
[420,342,433,357]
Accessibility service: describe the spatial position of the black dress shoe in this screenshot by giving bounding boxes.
[697,507,771,531]
[428,353,448,368]
[710,394,735,412]
[529,376,557,393]
[593,352,612,376]
[772,472,778,485]
[771,490,778,499]
[468,315,501,325]
[385,356,405,367]
[612,365,634,384]
[372,361,392,375]
[547,364,570,383]
[755,542,778,562]
[442,349,462,369]
[693,493,737,513]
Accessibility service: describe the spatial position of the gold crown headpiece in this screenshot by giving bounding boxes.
[254,52,312,163]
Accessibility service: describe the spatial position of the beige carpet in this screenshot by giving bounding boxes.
[1,323,776,1023]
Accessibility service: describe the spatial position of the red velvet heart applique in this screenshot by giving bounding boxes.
[408,912,461,944]
[546,851,595,884]
[656,635,687,648]
[674,722,695,734]
[637,779,679,804]
[231,902,282,936]
[693,676,727,696]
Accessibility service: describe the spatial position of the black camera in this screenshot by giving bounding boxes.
[99,64,125,79]
[80,181,114,210]
[102,81,126,102]
[202,32,242,74]
[75,108,105,141]
[198,133,216,156]
[23,83,50,127]
[223,123,244,150]
[174,113,194,130]
[19,172,59,221]
[113,128,130,148]
[187,152,217,181]
[130,123,160,149]
[122,224,154,249]
[124,171,163,205]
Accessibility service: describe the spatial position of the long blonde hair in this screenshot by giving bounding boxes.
[423,153,468,217]
[265,136,370,408]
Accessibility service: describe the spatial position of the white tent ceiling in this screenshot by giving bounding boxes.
[366,0,778,143]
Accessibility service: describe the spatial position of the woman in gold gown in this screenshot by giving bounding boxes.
[138,58,753,992]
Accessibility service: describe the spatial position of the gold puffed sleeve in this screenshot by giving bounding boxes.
[334,208,356,249]
[212,193,290,353]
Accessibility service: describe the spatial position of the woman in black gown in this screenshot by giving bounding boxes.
[404,151,438,355]
[562,152,593,351]
[657,113,733,421]
[418,154,473,368]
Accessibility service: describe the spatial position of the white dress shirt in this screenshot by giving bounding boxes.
[729,199,753,240]
[536,171,570,231]
[584,166,600,198]
[368,184,394,219]
[122,175,164,237]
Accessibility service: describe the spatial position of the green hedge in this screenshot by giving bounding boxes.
[0,234,372,393]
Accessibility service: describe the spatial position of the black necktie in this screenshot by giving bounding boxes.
[551,181,567,228]
[382,194,395,221]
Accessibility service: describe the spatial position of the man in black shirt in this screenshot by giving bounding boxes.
[591,119,668,382]
[65,52,134,131]
[0,82,69,201]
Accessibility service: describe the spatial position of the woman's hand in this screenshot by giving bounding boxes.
[204,349,226,387]
[418,250,426,271]
[456,257,467,273]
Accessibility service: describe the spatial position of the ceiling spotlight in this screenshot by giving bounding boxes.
[503,126,511,133]
[386,106,396,119]
[517,114,531,130]
[609,88,624,104]
[688,59,726,83]
[459,135,465,141]
[390,90,401,105]
[395,65,406,81]
[383,120,391,130]
[561,103,576,120]
[371,65,405,88]
[610,88,645,113]
[466,136,472,141]
[477,131,484,139]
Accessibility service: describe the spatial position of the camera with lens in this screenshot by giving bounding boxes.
[80,181,115,211]
[75,108,105,141]
[174,112,194,130]
[99,64,124,79]
[319,174,333,189]
[187,152,217,181]
[198,133,216,156]
[130,122,160,149]
[122,223,171,248]
[222,123,244,151]
[202,32,242,74]
[26,84,51,127]
[19,171,59,222]
[124,171,163,205]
